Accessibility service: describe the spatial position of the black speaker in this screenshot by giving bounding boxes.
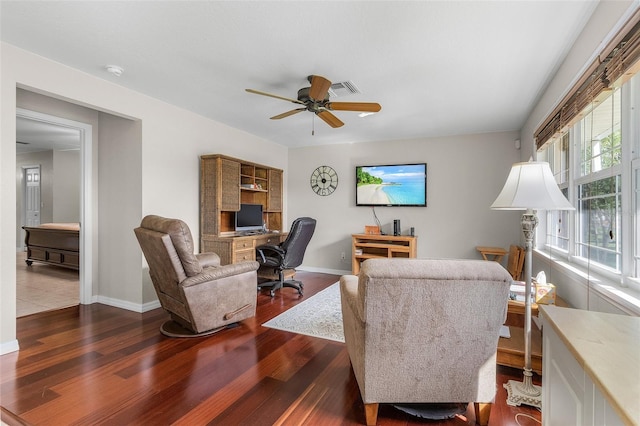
[393,219,400,236]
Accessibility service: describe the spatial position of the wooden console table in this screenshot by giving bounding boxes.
[497,296,568,374]
[352,234,417,274]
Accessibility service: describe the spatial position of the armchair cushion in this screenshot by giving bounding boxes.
[140,215,202,277]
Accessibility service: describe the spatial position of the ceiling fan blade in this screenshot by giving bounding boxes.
[270,108,306,120]
[326,102,382,113]
[316,110,344,128]
[245,88,305,105]
[308,75,332,101]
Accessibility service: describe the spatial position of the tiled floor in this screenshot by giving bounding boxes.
[16,251,79,317]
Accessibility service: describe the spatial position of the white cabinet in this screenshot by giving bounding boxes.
[543,325,624,425]
[540,306,638,426]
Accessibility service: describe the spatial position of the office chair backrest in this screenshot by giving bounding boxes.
[281,217,316,269]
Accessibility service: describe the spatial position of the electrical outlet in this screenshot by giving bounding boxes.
[340,251,346,260]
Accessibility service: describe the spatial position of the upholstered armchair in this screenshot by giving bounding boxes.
[340,258,512,425]
[134,215,259,337]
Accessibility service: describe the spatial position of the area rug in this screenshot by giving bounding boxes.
[262,282,344,343]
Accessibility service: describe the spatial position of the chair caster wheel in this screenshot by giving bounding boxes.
[270,290,275,297]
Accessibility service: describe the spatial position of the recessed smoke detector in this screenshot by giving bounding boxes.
[105,65,124,77]
[328,80,361,98]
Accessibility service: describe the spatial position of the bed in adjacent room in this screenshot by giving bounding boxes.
[22,223,80,270]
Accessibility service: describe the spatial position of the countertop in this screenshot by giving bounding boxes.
[539,305,640,426]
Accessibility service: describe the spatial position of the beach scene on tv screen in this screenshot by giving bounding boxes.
[356,164,426,205]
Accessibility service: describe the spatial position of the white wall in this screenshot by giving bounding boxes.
[289,132,523,274]
[52,149,81,222]
[97,113,144,307]
[1,42,288,353]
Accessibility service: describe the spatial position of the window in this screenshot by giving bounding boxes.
[579,89,622,176]
[577,175,622,271]
[546,187,570,251]
[546,133,570,251]
[577,88,623,272]
[543,82,636,283]
[538,11,640,303]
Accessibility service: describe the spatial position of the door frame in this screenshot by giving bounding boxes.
[16,108,93,305]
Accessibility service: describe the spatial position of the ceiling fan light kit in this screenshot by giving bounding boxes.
[246,75,381,129]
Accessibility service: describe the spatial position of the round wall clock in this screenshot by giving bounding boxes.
[310,165,338,196]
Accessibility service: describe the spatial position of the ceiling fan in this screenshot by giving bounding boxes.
[245,75,381,128]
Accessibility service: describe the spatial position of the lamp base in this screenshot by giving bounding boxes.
[504,368,542,409]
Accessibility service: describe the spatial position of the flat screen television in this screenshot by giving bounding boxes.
[235,203,264,233]
[356,163,427,207]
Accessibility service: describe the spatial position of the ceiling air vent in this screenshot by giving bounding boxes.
[328,80,361,98]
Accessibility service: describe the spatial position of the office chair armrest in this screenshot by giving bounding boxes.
[256,244,285,263]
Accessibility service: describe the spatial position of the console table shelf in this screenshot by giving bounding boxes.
[352,234,417,274]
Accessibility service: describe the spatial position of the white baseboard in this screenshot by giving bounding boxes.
[0,339,20,355]
[298,266,351,276]
[142,300,161,312]
[96,296,161,313]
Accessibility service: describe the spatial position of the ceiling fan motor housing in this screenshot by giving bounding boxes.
[298,87,329,103]
[298,87,329,112]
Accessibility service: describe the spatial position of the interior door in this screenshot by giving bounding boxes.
[24,166,41,227]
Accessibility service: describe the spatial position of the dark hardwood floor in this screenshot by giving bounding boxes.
[1,272,541,425]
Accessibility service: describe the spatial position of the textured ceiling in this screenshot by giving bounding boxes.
[2,1,599,148]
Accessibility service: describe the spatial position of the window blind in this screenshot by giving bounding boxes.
[535,9,640,151]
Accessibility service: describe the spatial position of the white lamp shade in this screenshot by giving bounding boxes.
[491,161,575,211]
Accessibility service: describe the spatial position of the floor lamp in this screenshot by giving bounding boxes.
[491,161,574,408]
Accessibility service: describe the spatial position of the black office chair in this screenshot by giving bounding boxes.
[256,217,316,297]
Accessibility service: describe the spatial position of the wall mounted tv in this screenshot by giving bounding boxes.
[356,163,427,207]
[235,203,264,233]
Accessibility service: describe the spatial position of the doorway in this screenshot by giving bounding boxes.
[16,108,93,313]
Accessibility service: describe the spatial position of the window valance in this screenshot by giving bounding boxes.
[535,8,640,151]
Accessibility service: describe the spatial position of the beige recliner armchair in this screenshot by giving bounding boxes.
[340,258,512,425]
[134,215,259,337]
